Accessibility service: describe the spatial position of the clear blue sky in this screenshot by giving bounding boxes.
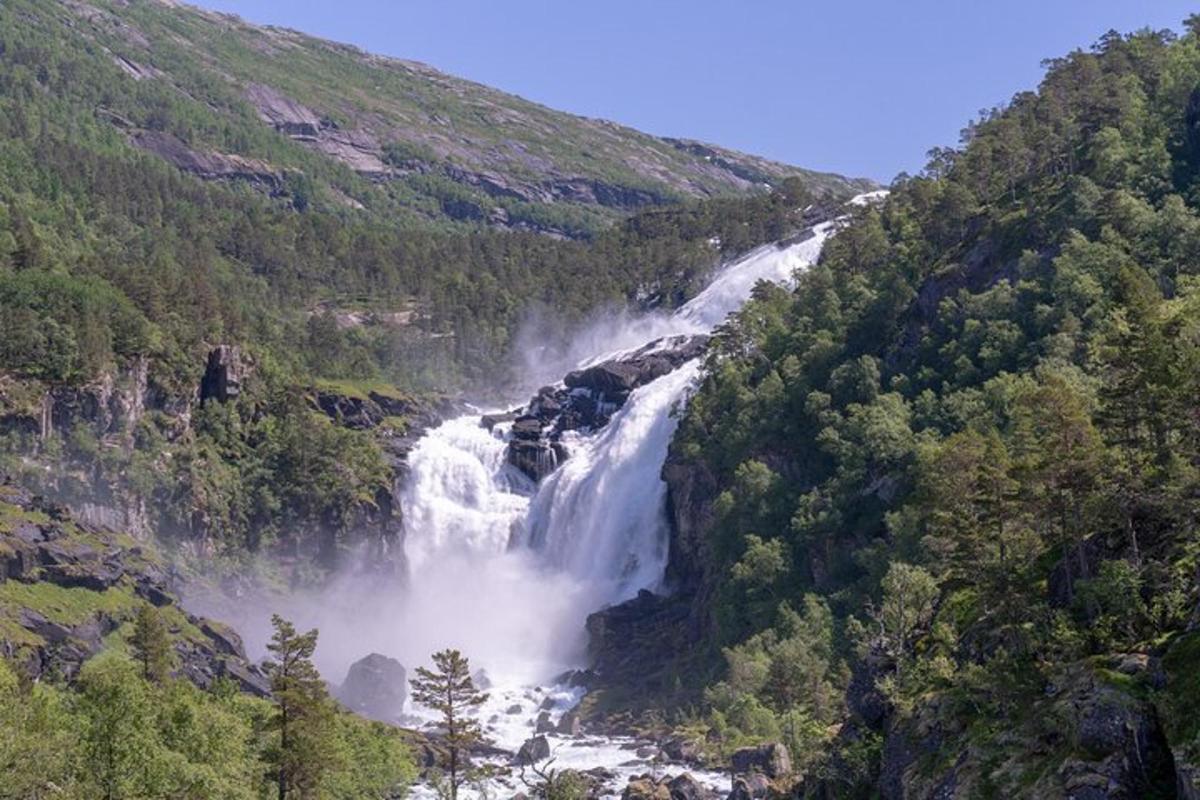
[194,0,1196,183]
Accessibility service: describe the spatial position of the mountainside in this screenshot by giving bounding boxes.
[585,21,1200,799]
[36,0,869,235]
[0,0,861,572]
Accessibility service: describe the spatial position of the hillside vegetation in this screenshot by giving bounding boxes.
[655,21,1200,798]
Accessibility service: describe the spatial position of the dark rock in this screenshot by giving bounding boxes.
[481,410,519,431]
[728,774,772,800]
[216,658,272,698]
[338,653,407,722]
[515,735,551,765]
[661,735,703,766]
[535,710,556,734]
[503,334,707,482]
[314,392,384,430]
[200,619,248,659]
[846,646,894,729]
[730,742,790,779]
[586,589,693,700]
[505,704,523,715]
[557,708,583,736]
[199,345,245,405]
[666,773,714,800]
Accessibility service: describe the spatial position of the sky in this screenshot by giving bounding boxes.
[193,1,1197,183]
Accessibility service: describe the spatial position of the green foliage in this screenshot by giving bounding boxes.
[411,649,489,800]
[668,23,1200,792]
[130,603,174,684]
[266,614,341,800]
[0,646,413,800]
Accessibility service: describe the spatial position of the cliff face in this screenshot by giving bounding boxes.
[0,348,456,580]
[0,478,269,694]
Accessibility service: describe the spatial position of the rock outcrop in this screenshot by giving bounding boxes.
[199,345,246,405]
[129,130,281,191]
[0,479,269,695]
[495,334,707,482]
[337,653,407,722]
[730,743,791,780]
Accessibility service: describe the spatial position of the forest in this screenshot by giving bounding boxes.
[666,21,1200,796]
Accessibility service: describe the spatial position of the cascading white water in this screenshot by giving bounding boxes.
[397,221,841,694]
[393,210,863,799]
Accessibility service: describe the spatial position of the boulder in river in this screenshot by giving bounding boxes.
[337,653,407,722]
[515,734,551,765]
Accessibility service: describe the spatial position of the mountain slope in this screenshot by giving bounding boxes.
[592,22,1200,799]
[42,0,871,234]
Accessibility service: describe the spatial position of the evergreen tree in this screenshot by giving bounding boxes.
[129,603,173,685]
[410,649,489,800]
[265,615,339,800]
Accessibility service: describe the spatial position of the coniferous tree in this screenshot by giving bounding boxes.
[265,615,339,800]
[130,603,173,685]
[410,649,489,800]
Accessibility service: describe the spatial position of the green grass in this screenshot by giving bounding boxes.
[0,582,140,628]
[313,378,412,402]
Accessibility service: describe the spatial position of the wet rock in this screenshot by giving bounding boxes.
[730,742,791,779]
[515,735,550,765]
[535,710,556,734]
[662,735,704,766]
[504,334,708,482]
[666,773,714,800]
[506,703,524,715]
[622,776,672,800]
[337,653,407,722]
[557,708,583,736]
[728,773,772,800]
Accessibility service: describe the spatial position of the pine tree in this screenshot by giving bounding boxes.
[410,649,489,800]
[265,615,339,800]
[130,602,173,684]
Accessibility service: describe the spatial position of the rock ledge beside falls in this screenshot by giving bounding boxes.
[486,334,708,482]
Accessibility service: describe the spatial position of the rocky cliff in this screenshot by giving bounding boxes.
[0,478,269,694]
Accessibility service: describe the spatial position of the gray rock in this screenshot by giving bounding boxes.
[728,774,771,800]
[666,773,714,800]
[515,735,551,765]
[199,345,245,405]
[338,653,407,722]
[730,742,791,779]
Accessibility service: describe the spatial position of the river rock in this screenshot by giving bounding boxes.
[502,334,708,482]
[730,742,791,778]
[515,735,551,765]
[666,773,714,800]
[556,708,582,736]
[728,774,772,800]
[337,653,407,722]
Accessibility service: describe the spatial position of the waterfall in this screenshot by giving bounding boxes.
[396,218,843,689]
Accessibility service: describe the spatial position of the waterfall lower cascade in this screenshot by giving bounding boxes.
[394,211,852,797]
